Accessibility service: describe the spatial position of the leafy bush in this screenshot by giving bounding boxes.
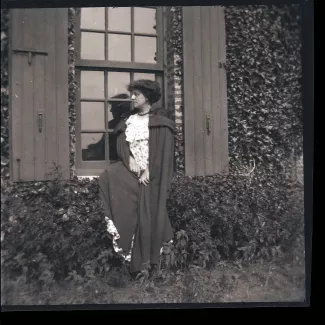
[162,172,304,271]
[1,173,120,285]
[1,166,304,285]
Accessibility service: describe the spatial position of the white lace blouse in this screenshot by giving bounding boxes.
[125,114,149,170]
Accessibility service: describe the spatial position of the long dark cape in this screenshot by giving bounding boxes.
[98,112,175,272]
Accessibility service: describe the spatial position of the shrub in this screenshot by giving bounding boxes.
[1,174,120,285]
[1,164,304,285]
[163,172,304,270]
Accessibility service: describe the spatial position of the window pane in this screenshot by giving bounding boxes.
[81,32,105,60]
[108,7,131,32]
[134,7,156,34]
[134,73,155,81]
[108,101,131,129]
[134,36,157,63]
[107,72,130,99]
[81,133,105,161]
[81,102,105,130]
[80,71,105,99]
[81,7,105,30]
[108,34,131,62]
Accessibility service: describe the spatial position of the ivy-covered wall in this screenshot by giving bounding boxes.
[168,5,303,179]
[226,5,303,175]
[68,8,79,179]
[1,9,10,184]
[166,7,185,174]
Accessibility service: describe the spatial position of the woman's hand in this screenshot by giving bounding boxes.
[139,168,150,186]
[129,156,141,177]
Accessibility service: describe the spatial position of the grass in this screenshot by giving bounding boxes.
[1,254,305,306]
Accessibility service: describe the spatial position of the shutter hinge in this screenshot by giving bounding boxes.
[218,61,226,69]
[13,49,48,65]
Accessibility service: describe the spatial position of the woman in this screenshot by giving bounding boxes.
[98,79,175,275]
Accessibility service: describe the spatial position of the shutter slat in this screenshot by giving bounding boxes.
[32,9,45,51]
[11,9,23,49]
[11,54,23,181]
[218,6,229,174]
[21,11,35,181]
[11,8,24,181]
[44,9,58,179]
[201,6,214,176]
[21,57,35,180]
[33,9,46,181]
[182,7,196,176]
[210,6,222,174]
[193,7,205,176]
[34,55,46,181]
[55,8,70,179]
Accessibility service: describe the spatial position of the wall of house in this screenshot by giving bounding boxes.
[0,8,185,182]
[168,5,303,180]
[0,5,304,183]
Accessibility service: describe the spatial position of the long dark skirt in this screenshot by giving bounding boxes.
[99,161,139,255]
[99,161,173,272]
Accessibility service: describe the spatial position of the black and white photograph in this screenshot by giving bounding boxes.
[1,1,313,308]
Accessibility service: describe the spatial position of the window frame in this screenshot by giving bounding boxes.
[74,6,167,176]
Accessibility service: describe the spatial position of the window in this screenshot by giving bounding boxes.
[75,7,165,175]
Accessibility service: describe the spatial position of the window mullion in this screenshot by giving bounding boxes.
[157,7,163,66]
[105,7,108,61]
[131,7,134,63]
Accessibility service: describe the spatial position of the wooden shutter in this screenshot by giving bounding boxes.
[182,6,229,176]
[10,8,69,182]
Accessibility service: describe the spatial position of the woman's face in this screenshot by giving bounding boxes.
[131,90,147,109]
